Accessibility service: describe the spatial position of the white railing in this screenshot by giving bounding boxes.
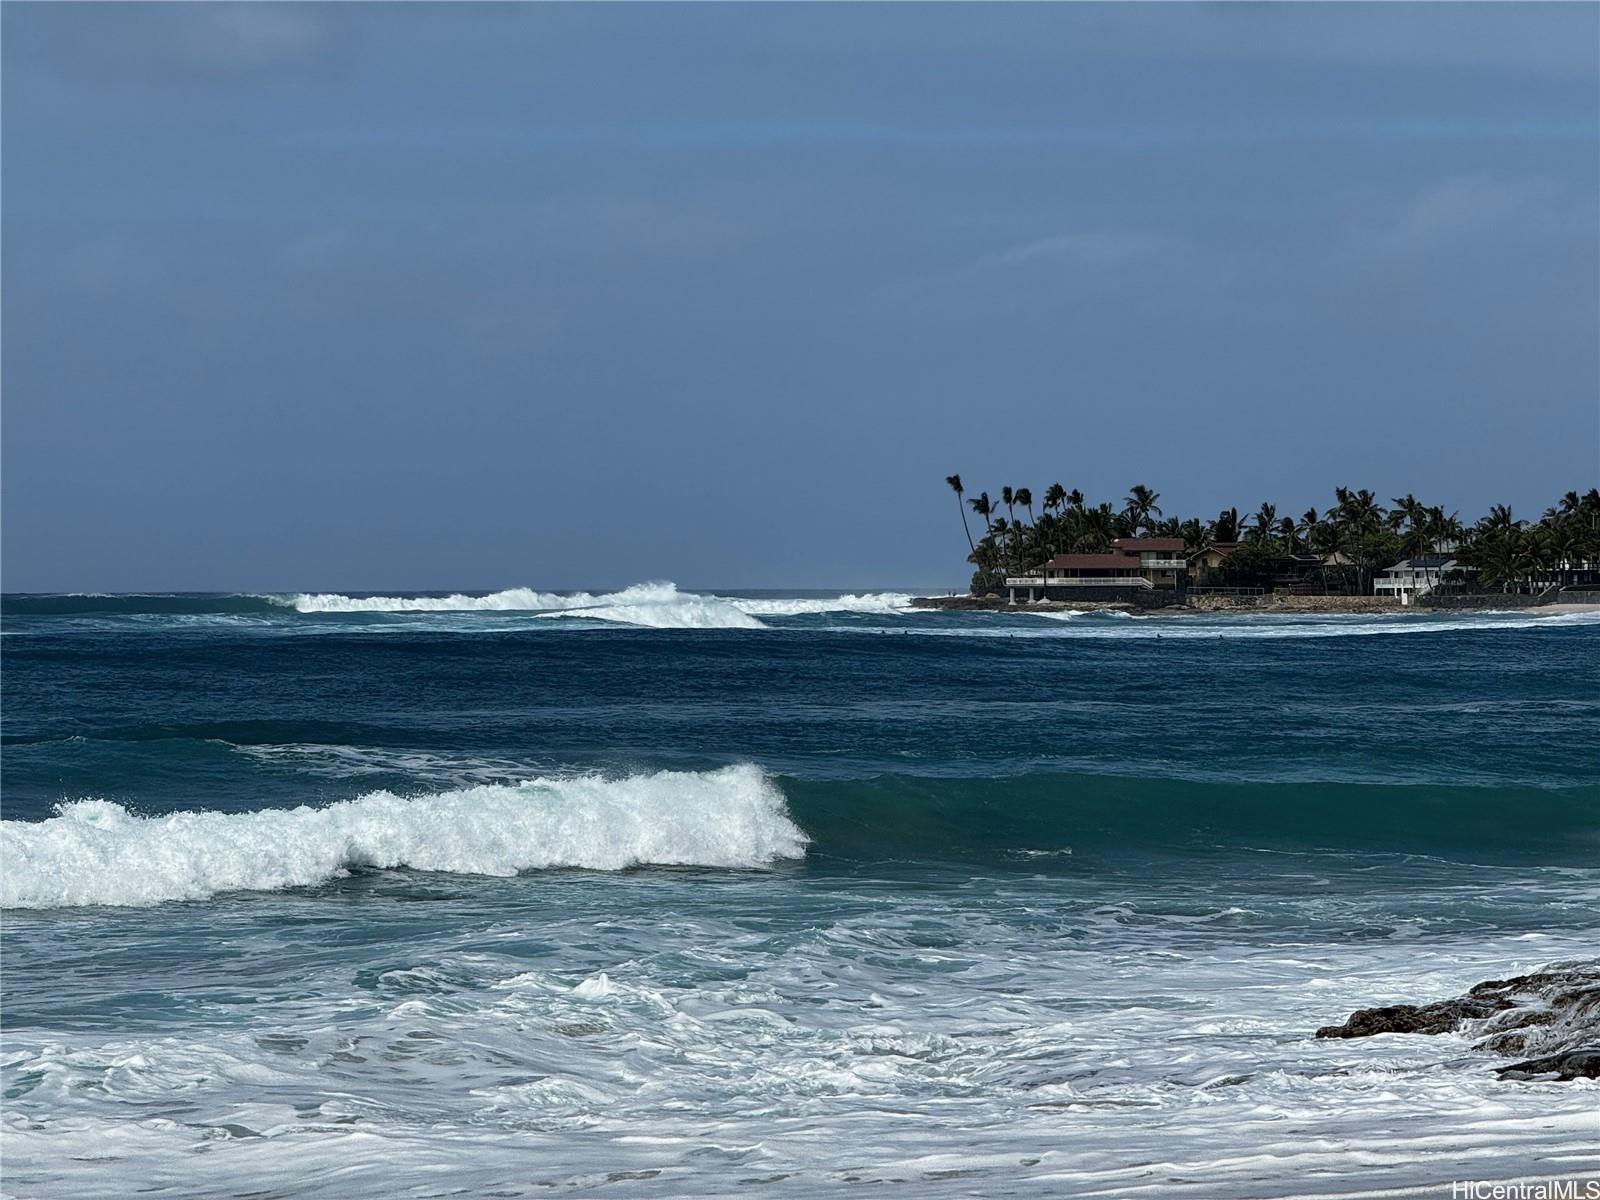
[1140,557,1187,569]
[1045,576,1153,588]
[1007,575,1159,589]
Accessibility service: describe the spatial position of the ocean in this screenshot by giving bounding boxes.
[2,585,1597,1197]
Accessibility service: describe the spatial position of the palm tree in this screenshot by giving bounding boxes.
[1390,493,1434,561]
[1073,504,1116,553]
[1039,484,1068,557]
[1482,503,1522,535]
[1332,487,1389,593]
[969,492,996,540]
[990,516,1011,550]
[1123,484,1163,536]
[1298,508,1321,549]
[1248,502,1278,546]
[1430,507,1464,549]
[1544,491,1582,521]
[1547,521,1584,587]
[1472,529,1535,593]
[999,487,1019,571]
[947,474,976,556]
[1389,493,1425,529]
[1430,509,1465,595]
[1304,511,1344,592]
[1017,487,1036,529]
[1465,505,1532,593]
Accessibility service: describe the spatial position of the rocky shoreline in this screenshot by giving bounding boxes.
[909,593,1406,614]
[1316,960,1600,1081]
[910,592,1599,615]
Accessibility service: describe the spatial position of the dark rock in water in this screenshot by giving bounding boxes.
[1472,1006,1558,1057]
[1496,1050,1600,1081]
[1316,960,1600,1081]
[1315,999,1498,1039]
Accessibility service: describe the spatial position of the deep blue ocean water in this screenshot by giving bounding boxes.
[3,586,1597,1197]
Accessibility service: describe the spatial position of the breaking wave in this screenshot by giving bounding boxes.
[1,764,807,909]
[280,584,914,628]
[282,582,767,629]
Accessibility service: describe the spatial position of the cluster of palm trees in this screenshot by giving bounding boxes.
[1466,491,1600,592]
[945,475,1600,596]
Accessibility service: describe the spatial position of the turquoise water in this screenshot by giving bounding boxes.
[3,587,1597,1196]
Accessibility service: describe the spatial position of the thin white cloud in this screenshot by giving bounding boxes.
[1372,173,1590,252]
[867,228,1217,316]
[970,232,1176,272]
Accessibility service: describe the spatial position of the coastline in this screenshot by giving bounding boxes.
[910,593,1600,616]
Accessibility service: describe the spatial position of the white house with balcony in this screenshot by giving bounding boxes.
[1110,538,1188,586]
[1373,555,1461,605]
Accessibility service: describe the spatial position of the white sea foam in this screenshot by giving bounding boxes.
[992,608,1600,639]
[4,914,1595,1199]
[730,592,915,617]
[231,743,542,786]
[282,582,766,629]
[0,764,807,909]
[1029,607,1134,621]
[277,583,919,629]
[557,591,764,629]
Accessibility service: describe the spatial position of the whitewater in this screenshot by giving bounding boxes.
[12,583,1599,641]
[4,590,1597,1197]
[279,582,915,628]
[1,765,806,909]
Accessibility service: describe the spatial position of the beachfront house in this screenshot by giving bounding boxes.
[1002,541,1188,602]
[1267,552,1330,590]
[1188,542,1239,576]
[1109,538,1188,588]
[1373,555,1461,605]
[1188,543,1358,593]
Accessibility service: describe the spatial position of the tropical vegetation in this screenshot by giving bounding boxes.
[943,476,1600,597]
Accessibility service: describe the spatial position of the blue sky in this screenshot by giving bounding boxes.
[4,3,1596,591]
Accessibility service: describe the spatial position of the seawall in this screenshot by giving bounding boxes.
[912,592,1403,614]
[914,589,1597,615]
[1187,593,1400,613]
